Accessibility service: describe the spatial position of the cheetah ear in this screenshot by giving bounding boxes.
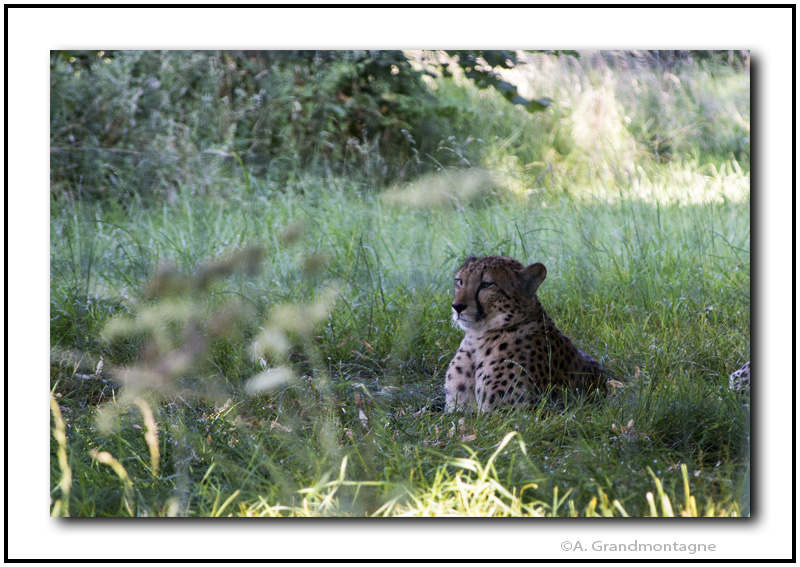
[519,263,547,294]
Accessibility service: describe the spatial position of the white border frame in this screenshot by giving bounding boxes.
[6,4,792,561]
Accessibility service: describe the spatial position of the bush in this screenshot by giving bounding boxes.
[50,50,750,207]
[51,51,232,203]
[51,51,504,204]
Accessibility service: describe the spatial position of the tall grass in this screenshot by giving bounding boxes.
[50,51,749,517]
[49,174,750,517]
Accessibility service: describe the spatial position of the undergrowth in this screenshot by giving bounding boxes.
[50,50,749,517]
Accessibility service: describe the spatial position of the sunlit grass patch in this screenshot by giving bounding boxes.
[564,158,750,206]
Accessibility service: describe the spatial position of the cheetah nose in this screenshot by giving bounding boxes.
[452,303,467,314]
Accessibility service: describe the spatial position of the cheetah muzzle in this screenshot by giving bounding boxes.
[445,255,606,412]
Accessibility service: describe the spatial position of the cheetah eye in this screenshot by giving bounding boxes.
[478,281,495,291]
[454,278,462,288]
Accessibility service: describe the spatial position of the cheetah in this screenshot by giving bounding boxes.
[445,256,605,412]
[729,361,750,394]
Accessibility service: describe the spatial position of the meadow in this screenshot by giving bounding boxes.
[50,50,750,517]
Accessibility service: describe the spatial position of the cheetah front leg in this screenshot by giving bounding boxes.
[445,347,476,412]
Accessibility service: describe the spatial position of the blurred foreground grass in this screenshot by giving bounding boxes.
[50,51,749,517]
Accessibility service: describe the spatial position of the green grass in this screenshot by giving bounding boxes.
[50,169,750,517]
[50,51,750,517]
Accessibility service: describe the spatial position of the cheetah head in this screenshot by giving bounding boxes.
[451,255,547,333]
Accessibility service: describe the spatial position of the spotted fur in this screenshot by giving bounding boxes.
[445,256,605,412]
[729,361,750,394]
